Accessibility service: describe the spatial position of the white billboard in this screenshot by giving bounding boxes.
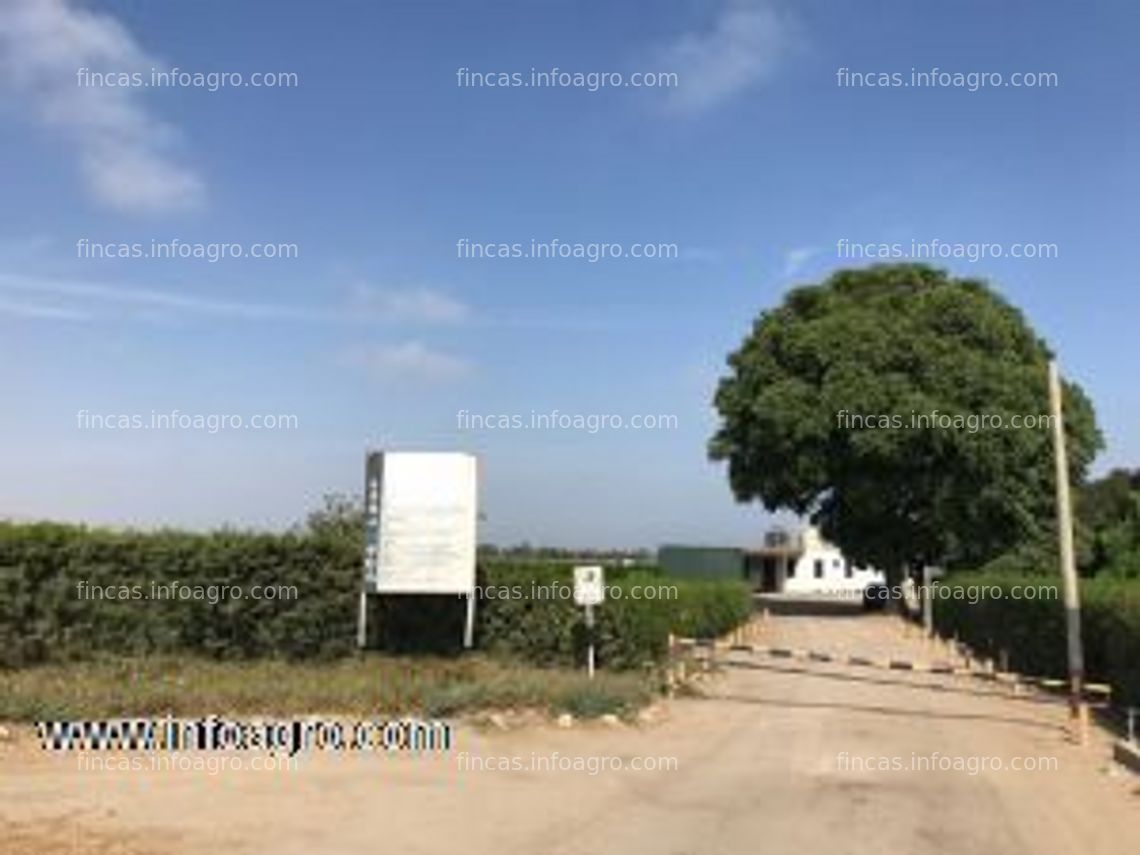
[364,451,477,595]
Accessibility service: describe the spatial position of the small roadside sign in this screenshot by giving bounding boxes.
[574,566,604,679]
[573,565,605,606]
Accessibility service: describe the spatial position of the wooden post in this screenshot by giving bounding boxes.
[666,633,677,696]
[1049,360,1088,745]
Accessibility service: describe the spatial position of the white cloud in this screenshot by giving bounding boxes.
[343,342,473,383]
[0,273,473,326]
[0,296,87,320]
[0,272,316,320]
[658,0,798,114]
[0,0,204,213]
[782,245,819,277]
[348,283,471,324]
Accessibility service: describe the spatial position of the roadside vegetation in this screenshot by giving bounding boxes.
[0,498,750,719]
[933,574,1140,705]
[0,509,750,672]
[0,654,658,721]
[935,468,1140,705]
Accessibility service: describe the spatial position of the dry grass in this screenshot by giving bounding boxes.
[0,654,659,721]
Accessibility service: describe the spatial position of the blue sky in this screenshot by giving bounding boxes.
[0,0,1136,548]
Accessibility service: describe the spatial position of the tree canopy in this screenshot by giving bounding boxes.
[708,264,1102,577]
[1077,468,1140,576]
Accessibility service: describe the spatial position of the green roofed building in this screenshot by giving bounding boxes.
[657,545,745,581]
[659,528,885,593]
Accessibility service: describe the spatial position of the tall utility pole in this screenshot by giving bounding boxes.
[1048,360,1088,744]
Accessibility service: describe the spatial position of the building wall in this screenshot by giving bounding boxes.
[781,538,884,594]
[658,529,885,593]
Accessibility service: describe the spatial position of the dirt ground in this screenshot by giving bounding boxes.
[3,606,1138,854]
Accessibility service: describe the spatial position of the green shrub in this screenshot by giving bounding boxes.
[0,522,751,671]
[472,564,750,670]
[932,572,1140,706]
[0,522,358,667]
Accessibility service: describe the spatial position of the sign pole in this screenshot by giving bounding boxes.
[585,603,595,680]
[357,590,368,649]
[1048,360,1088,744]
[464,591,476,650]
[574,566,604,680]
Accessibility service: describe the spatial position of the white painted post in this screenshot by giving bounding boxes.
[356,590,368,649]
[586,603,596,680]
[464,591,476,649]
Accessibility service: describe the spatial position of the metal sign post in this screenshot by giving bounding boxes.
[574,566,605,680]
[585,604,596,679]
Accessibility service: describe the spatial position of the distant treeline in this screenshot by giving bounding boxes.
[478,544,654,563]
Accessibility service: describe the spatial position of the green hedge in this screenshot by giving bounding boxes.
[0,522,359,666]
[472,564,751,670]
[0,522,751,670]
[932,573,1140,706]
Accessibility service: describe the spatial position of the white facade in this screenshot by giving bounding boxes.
[751,527,884,594]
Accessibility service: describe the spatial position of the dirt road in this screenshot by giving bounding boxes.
[3,606,1138,854]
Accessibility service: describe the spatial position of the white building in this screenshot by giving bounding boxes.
[747,526,884,594]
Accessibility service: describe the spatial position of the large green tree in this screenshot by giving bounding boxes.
[708,264,1102,581]
[1077,468,1140,576]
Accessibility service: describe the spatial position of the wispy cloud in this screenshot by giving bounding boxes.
[0,272,317,320]
[342,342,473,383]
[348,282,471,324]
[0,296,87,321]
[0,273,472,325]
[0,0,204,213]
[782,245,819,277]
[657,0,799,115]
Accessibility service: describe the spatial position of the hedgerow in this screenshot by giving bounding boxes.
[932,572,1140,706]
[0,521,751,670]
